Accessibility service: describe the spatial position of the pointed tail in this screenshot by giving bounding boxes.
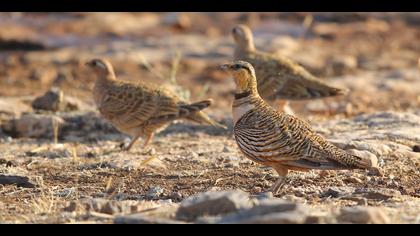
[186,111,227,129]
[178,99,227,129]
[178,99,212,116]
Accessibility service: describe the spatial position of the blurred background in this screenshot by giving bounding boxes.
[0,12,419,124]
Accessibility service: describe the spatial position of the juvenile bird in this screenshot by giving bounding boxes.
[232,24,347,113]
[221,61,377,194]
[86,58,225,151]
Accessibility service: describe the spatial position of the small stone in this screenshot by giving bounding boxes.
[149,148,156,155]
[2,114,65,138]
[321,187,354,198]
[63,201,81,212]
[0,159,16,167]
[224,161,239,168]
[146,186,164,199]
[216,198,305,224]
[115,214,187,224]
[176,190,251,221]
[340,196,368,206]
[143,148,156,155]
[282,194,305,203]
[189,151,199,159]
[344,176,363,184]
[222,146,232,153]
[254,191,273,200]
[304,214,331,224]
[368,167,384,177]
[0,175,36,188]
[170,192,183,201]
[55,188,76,197]
[318,170,332,177]
[227,211,307,224]
[101,201,123,215]
[252,186,262,193]
[195,216,223,224]
[0,136,13,143]
[354,188,401,201]
[84,198,130,215]
[84,198,108,212]
[337,206,390,224]
[32,87,65,112]
[412,145,420,152]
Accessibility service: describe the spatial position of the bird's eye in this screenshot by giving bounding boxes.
[234,64,241,70]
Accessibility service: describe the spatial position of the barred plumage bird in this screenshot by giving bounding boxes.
[221,61,377,194]
[86,58,225,151]
[232,24,347,113]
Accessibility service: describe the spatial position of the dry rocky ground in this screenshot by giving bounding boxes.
[0,13,419,224]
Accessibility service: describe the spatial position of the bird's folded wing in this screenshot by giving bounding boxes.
[101,84,159,126]
[257,53,346,100]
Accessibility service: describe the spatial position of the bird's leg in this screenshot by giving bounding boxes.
[142,132,155,148]
[269,176,287,195]
[269,166,289,195]
[122,134,141,151]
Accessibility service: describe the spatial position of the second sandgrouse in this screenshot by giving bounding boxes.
[221,61,377,194]
[86,58,225,151]
[232,24,347,113]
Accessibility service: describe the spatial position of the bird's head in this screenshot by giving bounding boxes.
[85,58,115,78]
[220,61,258,94]
[231,24,255,52]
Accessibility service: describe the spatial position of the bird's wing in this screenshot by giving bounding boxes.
[257,111,348,169]
[99,82,162,128]
[268,115,362,170]
[251,52,347,100]
[234,108,313,163]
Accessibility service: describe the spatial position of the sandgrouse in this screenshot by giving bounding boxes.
[221,61,377,194]
[86,58,225,151]
[232,24,347,113]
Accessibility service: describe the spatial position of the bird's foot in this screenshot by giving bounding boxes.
[268,177,289,197]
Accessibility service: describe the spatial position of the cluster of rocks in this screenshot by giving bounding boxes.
[0,87,118,141]
[111,190,391,224]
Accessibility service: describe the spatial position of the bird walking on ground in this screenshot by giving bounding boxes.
[220,61,377,194]
[231,24,347,114]
[86,58,225,151]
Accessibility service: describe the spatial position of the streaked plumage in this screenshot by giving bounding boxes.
[86,58,225,151]
[221,61,377,194]
[231,24,347,112]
